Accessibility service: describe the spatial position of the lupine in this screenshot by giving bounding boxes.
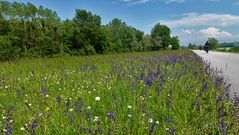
[149,123,156,135]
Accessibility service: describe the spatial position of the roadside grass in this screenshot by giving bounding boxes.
[0,50,238,134]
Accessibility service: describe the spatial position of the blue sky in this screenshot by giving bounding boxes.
[8,0,239,45]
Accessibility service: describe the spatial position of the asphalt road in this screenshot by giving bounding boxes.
[193,50,239,96]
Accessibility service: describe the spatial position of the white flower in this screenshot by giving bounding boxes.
[20,127,25,131]
[5,86,8,89]
[87,106,91,109]
[149,96,152,99]
[142,113,146,117]
[95,96,100,101]
[156,121,159,124]
[88,91,91,94]
[148,118,153,123]
[93,116,99,122]
[166,128,170,131]
[69,109,74,112]
[29,104,32,107]
[127,105,132,109]
[25,100,28,103]
[46,95,49,97]
[3,129,7,132]
[39,113,43,116]
[2,116,6,119]
[128,114,132,117]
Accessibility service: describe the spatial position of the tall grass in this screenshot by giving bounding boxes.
[0,50,238,134]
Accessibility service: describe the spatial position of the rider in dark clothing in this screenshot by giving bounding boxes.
[204,41,210,53]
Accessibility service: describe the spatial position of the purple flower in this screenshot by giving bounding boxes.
[220,118,227,135]
[40,85,47,96]
[107,111,115,121]
[145,78,152,87]
[149,123,156,134]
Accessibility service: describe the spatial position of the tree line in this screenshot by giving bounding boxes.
[188,37,219,50]
[0,1,180,61]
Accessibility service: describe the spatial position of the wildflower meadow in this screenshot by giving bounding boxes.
[0,50,238,134]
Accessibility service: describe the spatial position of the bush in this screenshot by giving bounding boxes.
[0,35,21,61]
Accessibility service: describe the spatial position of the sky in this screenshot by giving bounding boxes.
[7,0,239,46]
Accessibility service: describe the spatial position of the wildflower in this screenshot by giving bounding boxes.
[2,116,6,119]
[9,120,13,123]
[29,104,32,107]
[39,113,43,116]
[5,86,8,89]
[95,96,100,101]
[128,114,132,118]
[94,116,99,122]
[20,127,25,131]
[107,112,115,121]
[45,107,50,112]
[69,109,74,112]
[46,95,49,98]
[127,105,132,109]
[148,118,153,123]
[156,121,159,124]
[149,123,156,134]
[87,106,91,109]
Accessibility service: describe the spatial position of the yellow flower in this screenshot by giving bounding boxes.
[45,107,50,112]
[9,120,13,123]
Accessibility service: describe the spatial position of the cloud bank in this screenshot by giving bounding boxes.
[159,13,239,27]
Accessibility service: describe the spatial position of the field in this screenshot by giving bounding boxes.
[0,50,238,134]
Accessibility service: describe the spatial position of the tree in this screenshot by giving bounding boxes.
[151,23,171,50]
[0,35,21,61]
[208,37,219,50]
[171,36,180,50]
[72,9,109,55]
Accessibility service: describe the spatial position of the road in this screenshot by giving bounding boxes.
[193,50,239,96]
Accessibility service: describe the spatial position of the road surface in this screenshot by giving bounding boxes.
[193,50,239,96]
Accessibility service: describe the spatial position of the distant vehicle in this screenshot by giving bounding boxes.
[204,41,210,54]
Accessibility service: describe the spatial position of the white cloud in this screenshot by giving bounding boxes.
[179,27,233,45]
[159,13,239,27]
[119,0,151,6]
[199,27,232,38]
[165,0,185,4]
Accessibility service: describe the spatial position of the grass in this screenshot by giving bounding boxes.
[0,50,238,134]
[216,48,239,53]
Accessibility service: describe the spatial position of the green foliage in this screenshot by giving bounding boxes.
[0,35,20,61]
[188,43,197,49]
[171,36,180,50]
[208,37,219,50]
[151,23,171,50]
[0,1,179,61]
